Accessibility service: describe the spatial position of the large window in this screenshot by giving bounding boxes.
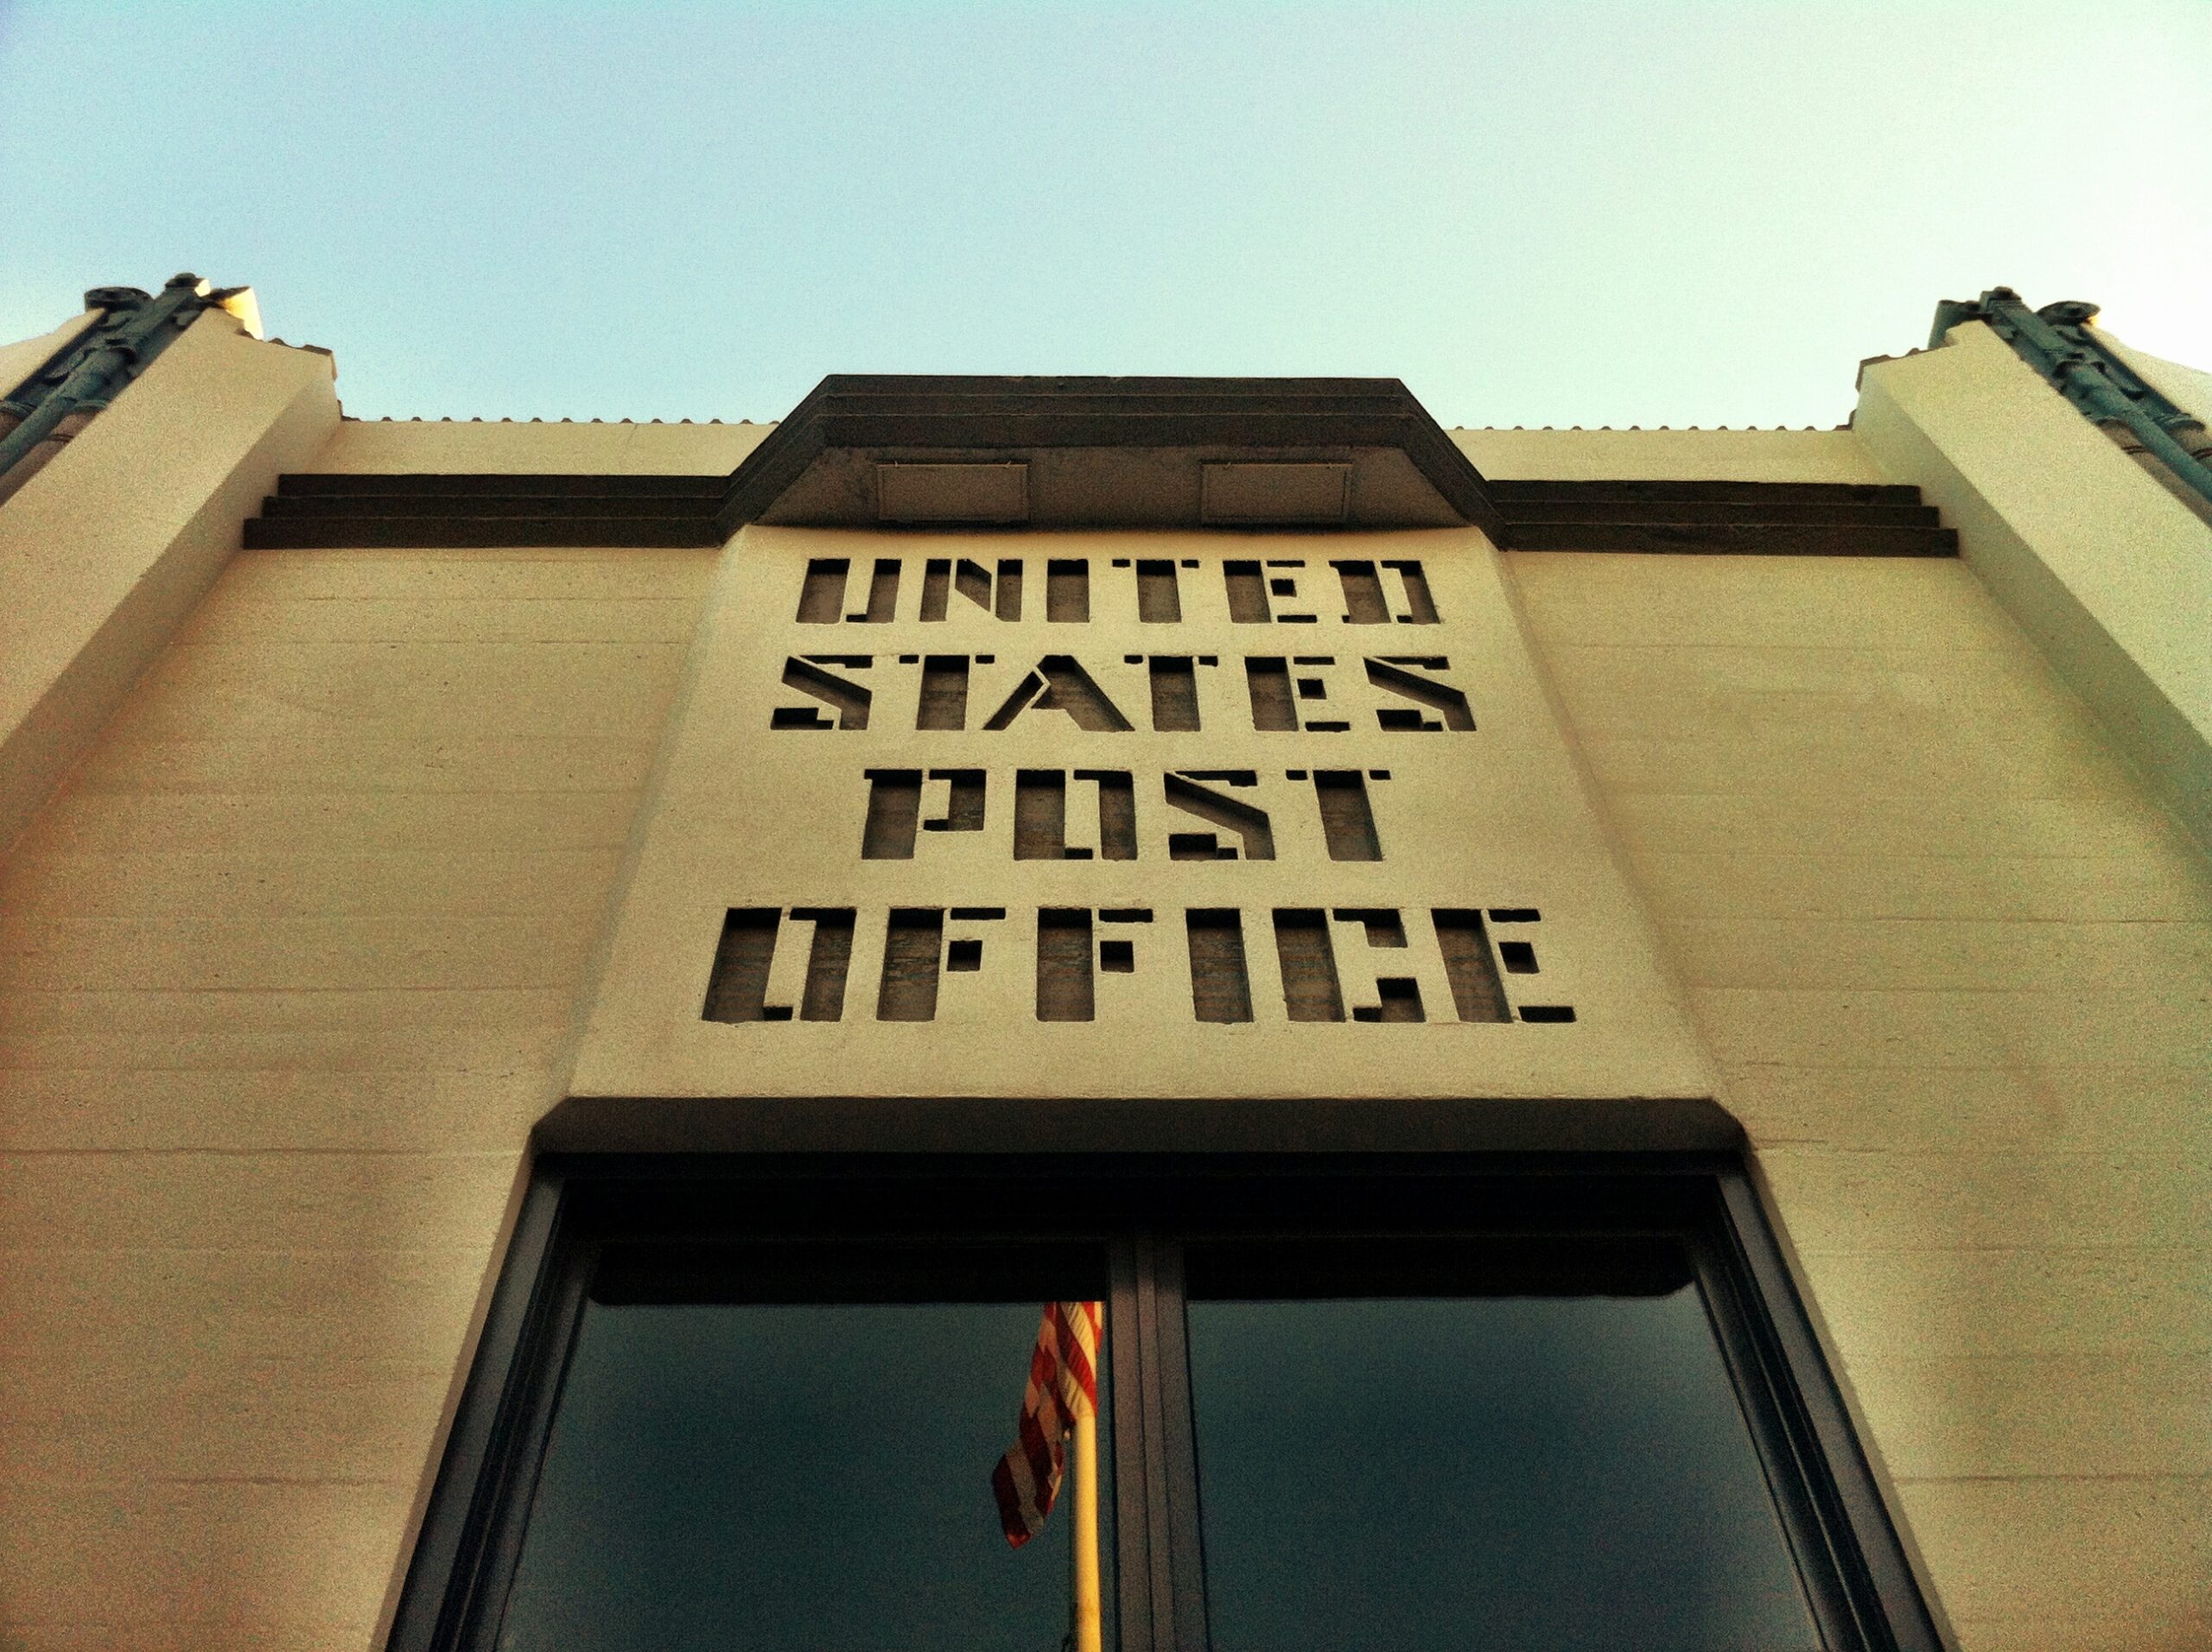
[391,1158,1940,1652]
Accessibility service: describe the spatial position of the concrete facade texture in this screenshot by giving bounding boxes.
[307,416,768,478]
[1855,324,2212,850]
[1454,425,1887,484]
[0,532,719,1647]
[1514,549,2212,1649]
[0,302,2206,1650]
[0,312,338,850]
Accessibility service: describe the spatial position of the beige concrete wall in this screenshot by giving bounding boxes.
[1509,549,2212,1651]
[308,417,769,474]
[1855,324,2212,851]
[1456,425,1884,482]
[321,416,1869,486]
[0,540,721,1650]
[0,312,340,853]
[320,418,1881,486]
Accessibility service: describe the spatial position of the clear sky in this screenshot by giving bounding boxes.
[3,1,2207,429]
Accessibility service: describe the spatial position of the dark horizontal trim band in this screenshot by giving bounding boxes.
[240,380,1952,552]
[1499,499,1939,527]
[1505,521,1957,555]
[278,472,724,498]
[242,515,721,548]
[257,493,718,519]
[1488,479,1922,505]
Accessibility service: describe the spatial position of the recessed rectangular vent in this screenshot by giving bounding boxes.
[1201,463,1351,525]
[876,462,1030,524]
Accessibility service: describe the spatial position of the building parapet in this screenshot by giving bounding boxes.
[0,273,264,508]
[1930,288,2212,524]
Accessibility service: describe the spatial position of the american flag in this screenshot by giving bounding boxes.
[990,1299,1102,1547]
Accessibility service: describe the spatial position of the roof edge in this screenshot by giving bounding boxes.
[714,374,1507,538]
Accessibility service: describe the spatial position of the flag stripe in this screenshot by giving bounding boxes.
[991,1299,1102,1547]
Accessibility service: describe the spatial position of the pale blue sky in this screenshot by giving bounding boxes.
[3,1,2206,429]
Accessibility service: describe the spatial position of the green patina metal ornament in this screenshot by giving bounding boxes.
[0,272,250,492]
[1933,286,2212,511]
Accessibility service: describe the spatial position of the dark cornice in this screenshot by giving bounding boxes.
[713,374,1508,539]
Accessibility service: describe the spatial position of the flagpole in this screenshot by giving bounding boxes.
[1069,1407,1103,1652]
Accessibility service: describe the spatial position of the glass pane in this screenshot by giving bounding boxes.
[1185,1260,1819,1652]
[498,1290,1113,1652]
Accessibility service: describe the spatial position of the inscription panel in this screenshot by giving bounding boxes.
[571,527,1710,1102]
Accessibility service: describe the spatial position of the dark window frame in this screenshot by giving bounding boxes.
[386,1153,1943,1652]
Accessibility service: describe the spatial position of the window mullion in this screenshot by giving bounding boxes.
[1107,1234,1159,1652]
[1124,1229,1186,1652]
[1138,1231,1211,1652]
[453,1217,601,1651]
[1712,1173,1946,1652]
[386,1166,571,1652]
